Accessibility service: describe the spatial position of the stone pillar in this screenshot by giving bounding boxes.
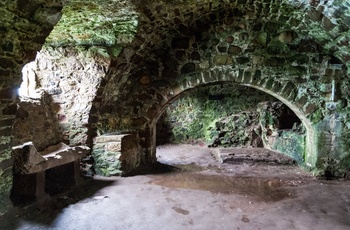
[314,116,343,166]
[73,160,84,186]
[138,126,157,165]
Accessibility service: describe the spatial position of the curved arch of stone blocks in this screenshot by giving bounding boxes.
[144,69,316,168]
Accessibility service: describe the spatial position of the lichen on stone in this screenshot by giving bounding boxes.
[45,0,138,47]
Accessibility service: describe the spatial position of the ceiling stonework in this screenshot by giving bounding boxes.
[45,0,138,47]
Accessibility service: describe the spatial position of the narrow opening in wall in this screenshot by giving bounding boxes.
[18,61,41,99]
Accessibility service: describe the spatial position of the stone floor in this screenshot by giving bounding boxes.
[1,144,350,230]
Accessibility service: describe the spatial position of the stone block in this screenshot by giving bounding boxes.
[213,55,233,65]
[106,142,122,152]
[225,36,234,43]
[139,75,151,85]
[199,60,209,69]
[264,79,275,90]
[307,9,323,21]
[236,57,250,64]
[251,70,262,84]
[228,45,242,55]
[2,104,17,115]
[190,51,201,60]
[0,88,15,100]
[172,37,190,49]
[287,89,298,102]
[242,70,252,83]
[0,58,15,69]
[303,103,318,115]
[217,46,227,53]
[257,77,267,87]
[0,127,12,137]
[201,71,211,83]
[322,17,336,31]
[272,82,282,92]
[252,55,264,65]
[237,69,244,81]
[181,63,196,74]
[94,135,125,143]
[295,95,307,108]
[280,82,296,98]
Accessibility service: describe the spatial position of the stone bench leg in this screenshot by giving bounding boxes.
[35,172,50,201]
[73,160,84,186]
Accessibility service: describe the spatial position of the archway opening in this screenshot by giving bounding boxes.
[155,83,305,166]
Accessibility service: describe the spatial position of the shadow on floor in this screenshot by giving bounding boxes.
[0,177,115,229]
[123,162,205,177]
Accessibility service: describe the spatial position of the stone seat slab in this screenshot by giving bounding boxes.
[12,141,90,174]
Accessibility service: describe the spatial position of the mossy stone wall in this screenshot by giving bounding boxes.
[157,84,275,145]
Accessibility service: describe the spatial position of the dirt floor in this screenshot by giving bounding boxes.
[1,144,350,230]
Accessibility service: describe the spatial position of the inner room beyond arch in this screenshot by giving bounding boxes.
[156,83,305,165]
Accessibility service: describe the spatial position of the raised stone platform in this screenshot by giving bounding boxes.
[212,147,296,165]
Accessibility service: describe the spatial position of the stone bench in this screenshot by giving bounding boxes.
[11,142,90,201]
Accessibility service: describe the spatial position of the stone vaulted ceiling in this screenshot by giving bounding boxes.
[46,0,350,71]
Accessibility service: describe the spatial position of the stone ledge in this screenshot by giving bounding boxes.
[213,148,296,165]
[94,134,129,143]
[12,142,90,174]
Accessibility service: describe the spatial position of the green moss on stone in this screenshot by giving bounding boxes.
[0,170,12,215]
[272,131,305,164]
[157,84,276,145]
[266,39,290,55]
[92,148,122,176]
[45,0,138,47]
[309,109,324,124]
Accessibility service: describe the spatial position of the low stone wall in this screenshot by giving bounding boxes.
[92,133,141,176]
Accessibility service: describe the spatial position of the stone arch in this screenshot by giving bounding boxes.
[94,0,350,177]
[145,76,314,168]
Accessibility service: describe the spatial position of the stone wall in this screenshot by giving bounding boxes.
[0,0,138,209]
[0,0,63,214]
[13,46,111,148]
[12,93,61,151]
[156,84,275,145]
[95,0,350,176]
[258,102,305,163]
